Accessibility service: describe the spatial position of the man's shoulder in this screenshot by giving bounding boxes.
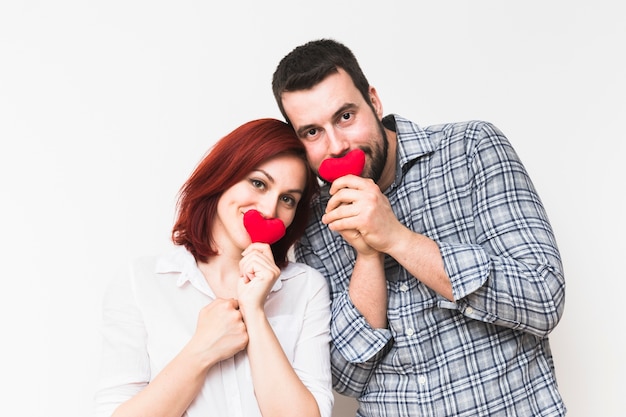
[423,119,498,136]
[422,120,508,152]
[392,115,503,147]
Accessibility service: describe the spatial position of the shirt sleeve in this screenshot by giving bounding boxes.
[328,290,394,396]
[290,267,335,417]
[93,265,149,417]
[294,241,393,397]
[442,121,566,338]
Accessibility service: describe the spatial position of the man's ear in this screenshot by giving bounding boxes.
[369,86,383,118]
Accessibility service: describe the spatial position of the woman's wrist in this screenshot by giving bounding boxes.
[239,303,266,325]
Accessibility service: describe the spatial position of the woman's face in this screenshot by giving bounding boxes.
[214,154,307,251]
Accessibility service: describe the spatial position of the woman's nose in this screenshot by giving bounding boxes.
[256,198,278,219]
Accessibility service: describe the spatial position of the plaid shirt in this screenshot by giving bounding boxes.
[294,115,566,417]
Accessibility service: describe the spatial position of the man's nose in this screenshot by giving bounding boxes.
[326,129,350,157]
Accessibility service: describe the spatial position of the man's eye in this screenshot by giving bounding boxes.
[342,112,351,120]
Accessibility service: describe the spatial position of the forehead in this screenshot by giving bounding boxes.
[253,155,307,189]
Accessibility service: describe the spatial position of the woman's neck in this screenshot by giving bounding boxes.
[197,250,242,299]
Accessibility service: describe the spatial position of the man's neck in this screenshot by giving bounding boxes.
[377,127,397,192]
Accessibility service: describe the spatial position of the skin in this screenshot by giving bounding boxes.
[112,155,320,417]
[281,69,454,330]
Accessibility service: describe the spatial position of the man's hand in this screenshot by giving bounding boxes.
[322,175,401,255]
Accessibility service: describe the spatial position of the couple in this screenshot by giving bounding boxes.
[95,39,566,417]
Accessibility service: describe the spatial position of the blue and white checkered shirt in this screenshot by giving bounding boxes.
[294,115,566,417]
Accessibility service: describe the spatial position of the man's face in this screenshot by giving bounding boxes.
[281,68,387,184]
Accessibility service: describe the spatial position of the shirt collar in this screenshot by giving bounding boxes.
[384,114,436,167]
[383,114,436,187]
[155,245,285,295]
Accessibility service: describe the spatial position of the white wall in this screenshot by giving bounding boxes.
[1,1,624,416]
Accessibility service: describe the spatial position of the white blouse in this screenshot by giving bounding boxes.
[94,245,333,417]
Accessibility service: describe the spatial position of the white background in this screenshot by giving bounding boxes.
[1,1,624,416]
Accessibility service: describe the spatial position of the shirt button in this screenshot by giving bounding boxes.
[466,307,474,315]
[405,328,415,336]
[418,376,427,385]
[399,283,409,292]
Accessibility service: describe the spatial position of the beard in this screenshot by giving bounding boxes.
[362,118,389,183]
[316,117,389,187]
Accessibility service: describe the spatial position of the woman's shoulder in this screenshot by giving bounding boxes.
[127,245,197,284]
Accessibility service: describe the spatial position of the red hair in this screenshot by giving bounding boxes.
[172,118,318,267]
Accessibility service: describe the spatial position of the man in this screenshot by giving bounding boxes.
[272,38,566,416]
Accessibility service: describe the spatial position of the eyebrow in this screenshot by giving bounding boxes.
[253,169,304,195]
[295,103,357,138]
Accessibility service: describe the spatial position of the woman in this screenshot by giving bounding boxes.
[94,119,332,417]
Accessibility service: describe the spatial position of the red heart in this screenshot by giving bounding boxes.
[243,209,286,244]
[318,149,365,183]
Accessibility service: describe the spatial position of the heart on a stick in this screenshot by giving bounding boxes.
[318,149,365,183]
[243,209,286,244]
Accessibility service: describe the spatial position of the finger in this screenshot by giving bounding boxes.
[240,261,257,281]
[324,215,359,232]
[241,246,277,271]
[241,242,271,257]
[239,256,269,281]
[323,201,360,226]
[328,174,364,195]
[328,184,372,213]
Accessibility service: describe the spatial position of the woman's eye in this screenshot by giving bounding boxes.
[281,195,297,207]
[251,179,265,189]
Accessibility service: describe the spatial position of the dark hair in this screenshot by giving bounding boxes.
[272,38,371,124]
[172,118,319,267]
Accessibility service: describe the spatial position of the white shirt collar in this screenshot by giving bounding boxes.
[155,245,287,296]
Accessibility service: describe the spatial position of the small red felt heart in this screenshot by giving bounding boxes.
[318,149,365,183]
[243,209,286,244]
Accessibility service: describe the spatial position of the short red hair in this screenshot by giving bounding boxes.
[172,118,318,267]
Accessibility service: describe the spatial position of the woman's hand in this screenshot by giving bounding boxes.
[237,242,280,317]
[188,298,248,366]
